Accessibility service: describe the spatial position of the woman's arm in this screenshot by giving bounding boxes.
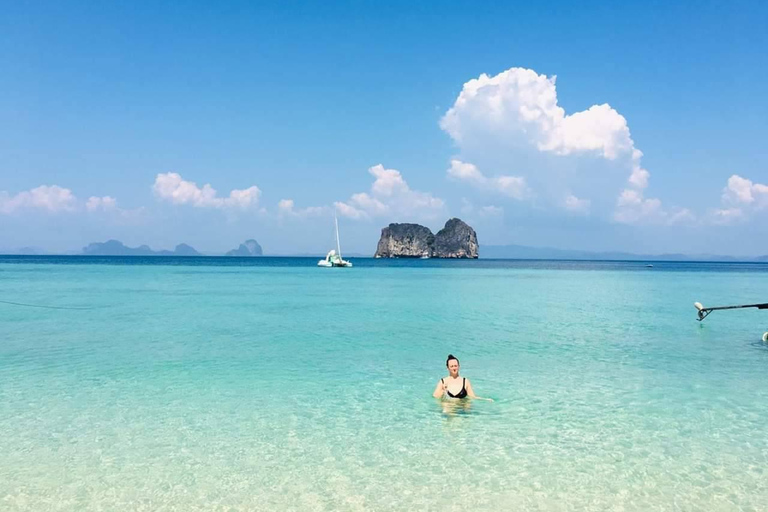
[465,379,493,402]
[432,380,445,398]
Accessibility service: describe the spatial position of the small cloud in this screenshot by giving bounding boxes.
[152,172,261,209]
[0,185,77,214]
[336,164,445,220]
[447,159,529,200]
[722,174,768,208]
[346,193,388,216]
[277,199,294,213]
[278,198,327,217]
[85,195,146,224]
[495,176,529,200]
[86,196,118,212]
[628,165,649,189]
[369,165,409,197]
[334,201,367,220]
[667,207,696,226]
[705,174,767,225]
[614,188,664,224]
[564,194,591,215]
[447,160,486,185]
[613,192,695,226]
[710,207,745,225]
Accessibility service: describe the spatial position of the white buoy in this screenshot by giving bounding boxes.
[763,332,768,343]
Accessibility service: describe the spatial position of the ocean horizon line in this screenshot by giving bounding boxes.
[2,254,768,265]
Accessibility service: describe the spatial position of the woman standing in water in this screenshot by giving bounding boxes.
[432,354,493,401]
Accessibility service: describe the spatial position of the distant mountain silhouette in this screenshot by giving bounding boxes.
[82,240,201,256]
[482,244,762,262]
[1,246,48,255]
[225,239,263,257]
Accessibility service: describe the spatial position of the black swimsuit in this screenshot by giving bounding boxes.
[442,377,468,399]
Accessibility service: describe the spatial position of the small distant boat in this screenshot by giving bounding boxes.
[318,212,352,268]
[645,264,653,268]
[420,254,430,259]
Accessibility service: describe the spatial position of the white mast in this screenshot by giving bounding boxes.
[335,209,342,260]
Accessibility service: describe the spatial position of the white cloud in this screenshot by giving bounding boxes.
[369,166,409,197]
[227,187,261,208]
[711,207,745,225]
[667,208,696,225]
[347,192,389,216]
[447,159,486,185]
[612,189,695,226]
[614,189,664,224]
[495,175,529,200]
[722,174,768,208]
[0,186,145,225]
[152,172,261,209]
[723,175,754,204]
[447,159,529,200]
[754,185,768,205]
[86,196,117,212]
[440,67,637,161]
[707,174,768,225]
[335,164,445,220]
[564,194,591,214]
[278,198,326,217]
[628,153,650,189]
[0,185,77,214]
[440,67,692,224]
[85,195,147,223]
[334,201,367,220]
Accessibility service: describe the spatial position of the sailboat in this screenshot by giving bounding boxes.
[318,212,353,267]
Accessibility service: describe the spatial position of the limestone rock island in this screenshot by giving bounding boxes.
[433,218,479,258]
[225,239,263,257]
[374,223,435,258]
[374,218,478,258]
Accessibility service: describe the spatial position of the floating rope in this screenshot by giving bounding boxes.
[0,299,99,311]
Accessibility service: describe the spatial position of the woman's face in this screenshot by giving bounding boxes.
[447,359,459,377]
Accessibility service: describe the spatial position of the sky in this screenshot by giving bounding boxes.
[1,0,767,256]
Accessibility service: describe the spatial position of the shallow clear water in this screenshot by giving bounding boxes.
[2,257,768,511]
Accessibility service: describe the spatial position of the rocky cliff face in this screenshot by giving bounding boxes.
[373,218,478,258]
[374,223,434,258]
[433,218,479,258]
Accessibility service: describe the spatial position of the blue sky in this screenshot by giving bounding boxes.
[1,1,767,255]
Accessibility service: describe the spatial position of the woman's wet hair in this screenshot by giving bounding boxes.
[446,354,459,367]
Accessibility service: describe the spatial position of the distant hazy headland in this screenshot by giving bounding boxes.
[1,236,767,262]
[79,239,263,257]
[482,244,768,262]
[224,239,263,257]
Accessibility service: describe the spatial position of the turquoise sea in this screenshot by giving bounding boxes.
[2,256,768,511]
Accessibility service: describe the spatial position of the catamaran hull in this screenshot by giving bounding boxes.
[317,260,352,267]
